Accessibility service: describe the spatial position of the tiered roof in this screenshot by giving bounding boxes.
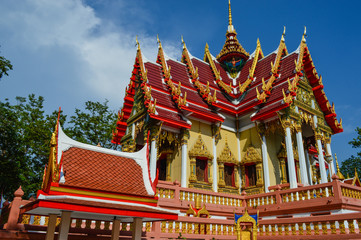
[112,8,342,145]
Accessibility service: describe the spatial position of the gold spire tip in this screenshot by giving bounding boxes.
[136,35,140,49]
[302,26,307,42]
[228,0,233,26]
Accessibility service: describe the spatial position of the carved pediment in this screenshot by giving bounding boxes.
[189,135,213,159]
[217,141,238,164]
[242,146,262,164]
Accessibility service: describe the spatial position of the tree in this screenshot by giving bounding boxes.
[0,95,67,199]
[340,127,361,178]
[0,54,13,80]
[0,95,118,199]
[67,100,118,148]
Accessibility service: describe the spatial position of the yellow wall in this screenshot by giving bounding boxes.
[239,127,262,159]
[265,133,283,186]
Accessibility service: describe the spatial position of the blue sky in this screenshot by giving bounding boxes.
[0,0,360,163]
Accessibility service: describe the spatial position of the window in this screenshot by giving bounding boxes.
[246,164,257,187]
[224,164,235,187]
[196,158,208,182]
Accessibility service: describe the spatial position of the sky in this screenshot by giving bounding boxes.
[0,0,360,163]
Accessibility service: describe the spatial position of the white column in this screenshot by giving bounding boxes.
[110,219,120,240]
[58,211,72,240]
[261,135,270,192]
[285,127,298,189]
[212,138,218,192]
[132,218,143,240]
[316,138,328,183]
[305,150,313,185]
[150,139,157,181]
[296,131,309,185]
[326,142,335,175]
[181,142,187,187]
[45,214,58,240]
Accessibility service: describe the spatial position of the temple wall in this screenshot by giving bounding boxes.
[187,120,213,187]
[170,147,182,183]
[266,132,283,186]
[217,128,239,160]
[239,127,262,158]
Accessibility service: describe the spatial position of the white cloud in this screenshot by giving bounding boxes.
[0,0,180,112]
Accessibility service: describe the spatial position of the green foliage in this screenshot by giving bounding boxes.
[67,100,117,148]
[0,95,117,199]
[340,127,361,178]
[0,95,64,199]
[0,55,13,80]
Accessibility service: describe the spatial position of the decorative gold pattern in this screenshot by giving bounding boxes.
[239,39,263,94]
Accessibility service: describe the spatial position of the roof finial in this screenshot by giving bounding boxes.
[157,34,162,48]
[228,0,233,26]
[136,35,140,50]
[227,0,235,32]
[302,26,307,42]
[335,153,345,180]
[281,26,286,42]
[181,35,186,49]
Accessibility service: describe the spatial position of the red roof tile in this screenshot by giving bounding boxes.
[62,147,150,197]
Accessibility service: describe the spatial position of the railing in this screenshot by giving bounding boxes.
[156,177,361,212]
[258,212,361,238]
[19,215,153,233]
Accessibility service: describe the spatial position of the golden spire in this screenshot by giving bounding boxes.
[228,0,232,26]
[335,153,345,180]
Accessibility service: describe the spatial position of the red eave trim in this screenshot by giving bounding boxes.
[150,115,191,129]
[183,106,224,122]
[22,200,178,220]
[251,102,289,121]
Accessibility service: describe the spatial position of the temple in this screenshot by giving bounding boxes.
[2,1,361,240]
[112,1,342,194]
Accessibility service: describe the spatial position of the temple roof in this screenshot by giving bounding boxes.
[112,18,342,145]
[42,121,157,199]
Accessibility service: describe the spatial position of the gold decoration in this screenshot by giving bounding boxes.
[242,146,262,164]
[181,38,198,79]
[234,209,258,240]
[217,140,238,164]
[335,153,345,180]
[203,43,220,80]
[282,89,293,104]
[189,135,213,159]
[147,99,156,115]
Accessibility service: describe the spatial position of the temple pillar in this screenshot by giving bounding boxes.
[110,219,121,240]
[280,158,287,184]
[150,139,157,182]
[212,138,218,192]
[325,137,335,176]
[181,142,188,188]
[58,211,72,240]
[315,132,328,183]
[45,214,58,240]
[295,124,309,185]
[261,135,270,192]
[305,149,313,185]
[132,218,143,240]
[284,120,297,188]
[166,153,172,182]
